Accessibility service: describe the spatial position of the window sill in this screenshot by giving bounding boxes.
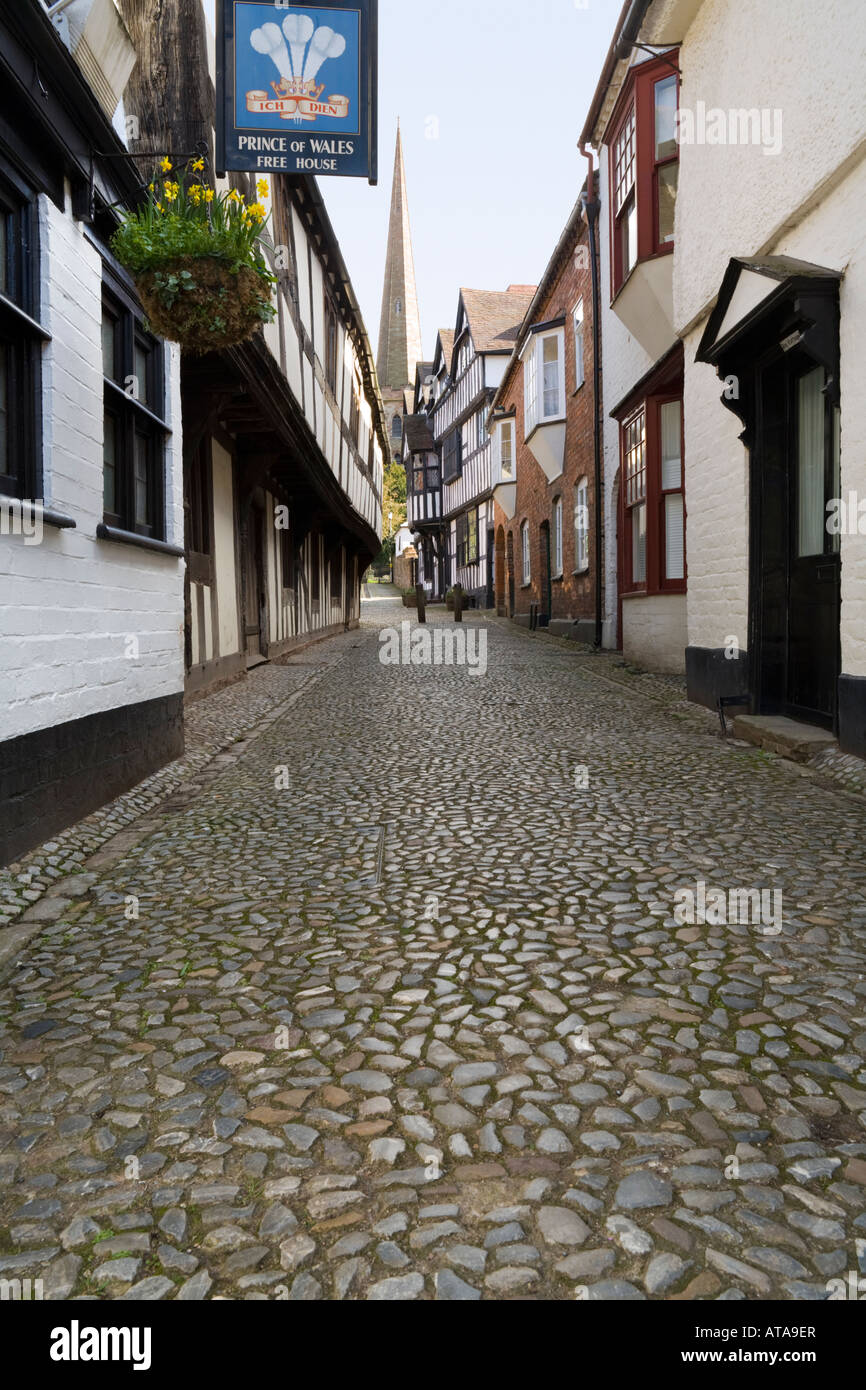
[520,581,532,590]
[572,382,586,397]
[525,416,566,445]
[552,572,564,583]
[41,508,77,530]
[611,245,675,308]
[96,523,183,558]
[622,584,687,599]
[572,566,590,577]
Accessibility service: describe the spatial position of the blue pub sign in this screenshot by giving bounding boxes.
[216,1,378,182]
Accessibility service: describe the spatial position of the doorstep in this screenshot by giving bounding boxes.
[732,714,838,763]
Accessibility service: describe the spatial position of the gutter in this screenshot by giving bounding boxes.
[578,0,653,149]
[577,149,604,651]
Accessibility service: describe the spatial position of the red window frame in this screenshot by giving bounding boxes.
[619,392,686,597]
[607,50,680,299]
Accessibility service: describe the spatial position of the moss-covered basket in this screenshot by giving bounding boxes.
[134,256,274,355]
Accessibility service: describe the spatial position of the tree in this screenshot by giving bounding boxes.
[382,459,407,535]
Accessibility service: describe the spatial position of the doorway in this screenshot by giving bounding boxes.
[243,503,267,668]
[752,350,841,729]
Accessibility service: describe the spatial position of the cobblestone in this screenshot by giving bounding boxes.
[0,597,865,1300]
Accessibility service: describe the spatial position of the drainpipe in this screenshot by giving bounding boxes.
[579,146,604,650]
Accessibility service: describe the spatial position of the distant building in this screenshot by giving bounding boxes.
[488,197,601,641]
[425,287,537,607]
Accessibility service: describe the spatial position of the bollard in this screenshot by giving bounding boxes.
[454,584,464,622]
[416,584,427,624]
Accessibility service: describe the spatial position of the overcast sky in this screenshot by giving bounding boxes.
[206,0,619,360]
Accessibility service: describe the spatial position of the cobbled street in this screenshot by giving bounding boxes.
[2,593,866,1303]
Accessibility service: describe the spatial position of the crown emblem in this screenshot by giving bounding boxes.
[246,15,350,124]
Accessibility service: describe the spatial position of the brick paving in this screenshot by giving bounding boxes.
[1,596,865,1301]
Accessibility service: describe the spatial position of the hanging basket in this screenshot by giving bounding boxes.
[134,255,274,354]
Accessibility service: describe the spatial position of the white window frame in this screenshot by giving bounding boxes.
[573,298,585,391]
[552,497,563,578]
[522,328,566,437]
[521,520,531,585]
[499,418,514,481]
[574,477,589,573]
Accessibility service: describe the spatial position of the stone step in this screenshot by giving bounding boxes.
[732,713,837,762]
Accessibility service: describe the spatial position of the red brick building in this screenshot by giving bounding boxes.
[490,195,601,641]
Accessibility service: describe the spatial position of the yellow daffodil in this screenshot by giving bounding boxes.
[156,202,164,212]
[228,189,243,204]
[246,203,266,221]
[160,157,173,173]
[163,181,179,203]
[190,157,205,173]
[204,189,214,203]
[256,179,270,199]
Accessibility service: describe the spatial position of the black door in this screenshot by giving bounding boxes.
[753,351,840,729]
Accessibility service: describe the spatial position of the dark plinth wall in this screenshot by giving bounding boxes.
[686,645,752,712]
[839,675,866,761]
[0,693,184,867]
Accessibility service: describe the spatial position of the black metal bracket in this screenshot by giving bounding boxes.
[718,694,751,736]
[622,42,681,76]
[82,140,210,225]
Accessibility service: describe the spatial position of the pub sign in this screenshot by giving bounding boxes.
[217,1,378,182]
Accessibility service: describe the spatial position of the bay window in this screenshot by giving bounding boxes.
[523,327,565,436]
[608,51,680,296]
[619,374,686,595]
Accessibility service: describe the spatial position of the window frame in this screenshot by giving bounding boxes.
[498,417,515,481]
[619,391,686,597]
[101,272,169,541]
[521,519,531,586]
[324,297,338,394]
[573,298,585,392]
[442,427,463,482]
[574,477,589,574]
[310,533,321,604]
[552,496,563,579]
[656,394,685,585]
[0,176,46,502]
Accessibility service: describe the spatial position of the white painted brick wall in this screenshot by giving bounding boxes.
[676,1,866,676]
[0,188,185,742]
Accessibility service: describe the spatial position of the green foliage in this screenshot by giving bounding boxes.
[111,160,276,325]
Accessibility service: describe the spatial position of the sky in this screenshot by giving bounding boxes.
[205,0,620,360]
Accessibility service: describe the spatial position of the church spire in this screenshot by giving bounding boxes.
[376,124,423,391]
